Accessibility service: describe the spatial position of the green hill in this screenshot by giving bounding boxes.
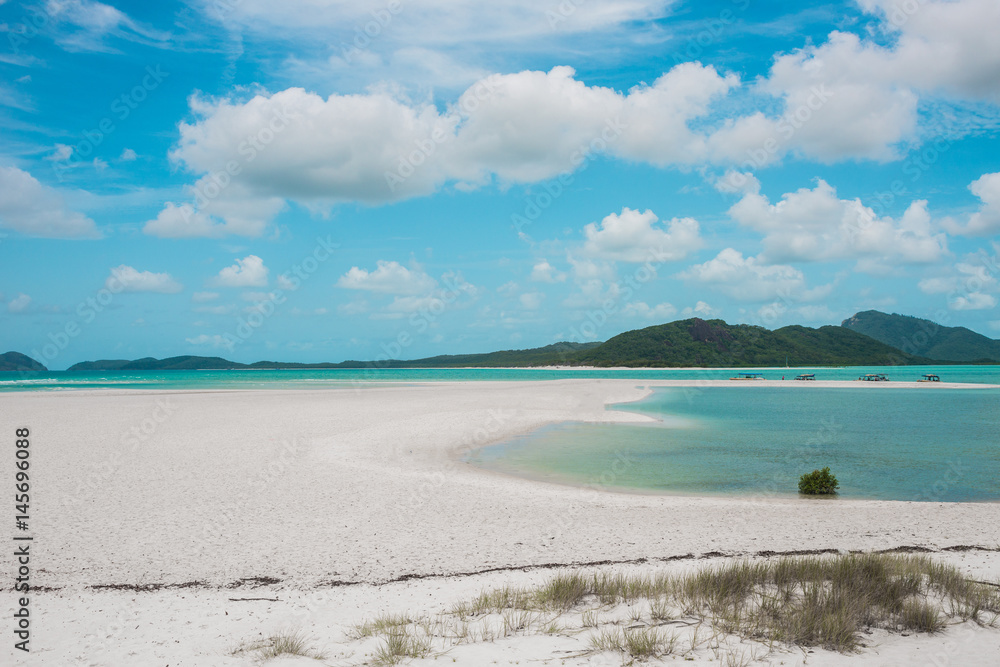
[0,352,47,372]
[67,343,600,371]
[842,310,1000,362]
[573,318,931,367]
[68,356,247,371]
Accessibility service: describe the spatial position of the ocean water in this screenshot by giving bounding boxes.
[1,364,999,391]
[468,386,1000,502]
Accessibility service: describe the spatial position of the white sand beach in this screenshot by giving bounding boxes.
[4,379,999,666]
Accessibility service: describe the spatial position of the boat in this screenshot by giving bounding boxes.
[857,373,889,382]
[730,372,765,380]
[794,373,816,381]
[918,373,941,382]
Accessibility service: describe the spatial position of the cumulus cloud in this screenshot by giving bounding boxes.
[7,293,32,313]
[738,0,1000,163]
[167,64,744,209]
[212,255,269,287]
[950,292,997,310]
[945,172,1000,236]
[681,301,719,318]
[582,207,702,263]
[144,203,220,238]
[728,179,947,265]
[621,301,677,319]
[919,255,1000,311]
[336,260,437,295]
[0,166,100,239]
[185,334,234,350]
[519,292,545,310]
[106,265,183,293]
[529,259,566,283]
[144,183,285,238]
[680,249,808,302]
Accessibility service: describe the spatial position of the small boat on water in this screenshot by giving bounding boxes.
[794,373,816,381]
[857,373,889,382]
[918,373,941,382]
[731,372,765,380]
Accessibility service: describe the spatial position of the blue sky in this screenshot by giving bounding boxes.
[1,0,999,368]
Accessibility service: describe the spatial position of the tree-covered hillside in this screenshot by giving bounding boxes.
[842,310,1000,362]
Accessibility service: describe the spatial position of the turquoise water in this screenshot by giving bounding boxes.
[1,364,999,391]
[468,387,1000,502]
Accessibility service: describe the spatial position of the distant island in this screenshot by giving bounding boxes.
[0,351,48,372]
[842,310,1000,363]
[4,311,998,372]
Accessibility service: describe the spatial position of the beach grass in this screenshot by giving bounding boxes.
[230,629,326,661]
[345,553,999,663]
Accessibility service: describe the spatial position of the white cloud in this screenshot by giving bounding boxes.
[185,334,234,350]
[7,293,31,313]
[43,0,170,52]
[119,148,137,161]
[680,249,808,302]
[106,265,183,293]
[529,259,566,283]
[336,260,436,295]
[621,301,677,320]
[728,179,947,265]
[698,0,1000,166]
[681,301,719,318]
[338,300,369,315]
[46,144,74,161]
[192,291,220,302]
[143,203,220,238]
[212,255,269,287]
[519,292,545,310]
[242,291,277,302]
[946,172,1000,236]
[950,293,997,310]
[0,166,100,239]
[168,64,744,208]
[144,185,285,238]
[920,256,1000,311]
[582,207,702,263]
[194,304,237,315]
[201,0,670,42]
[796,304,837,322]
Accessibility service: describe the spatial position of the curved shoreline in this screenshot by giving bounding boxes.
[5,379,999,665]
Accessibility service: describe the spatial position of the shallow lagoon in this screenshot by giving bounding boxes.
[468,387,1000,502]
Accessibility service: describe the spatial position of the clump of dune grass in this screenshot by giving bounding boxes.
[589,626,678,659]
[230,630,326,661]
[372,628,431,666]
[339,553,999,664]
